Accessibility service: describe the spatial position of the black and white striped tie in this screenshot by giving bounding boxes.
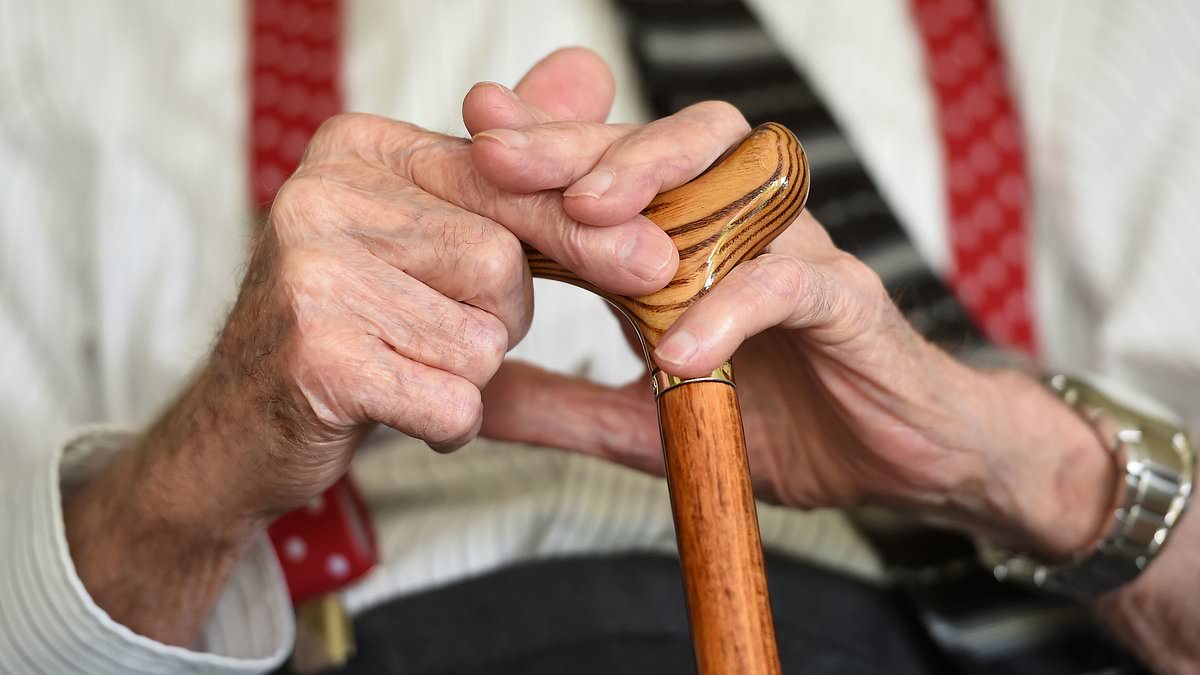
[618,0,987,354]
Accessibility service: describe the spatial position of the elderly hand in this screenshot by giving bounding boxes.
[473,94,1117,564]
[113,111,674,524]
[467,51,1200,675]
[62,47,759,645]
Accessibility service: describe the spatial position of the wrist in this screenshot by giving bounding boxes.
[63,433,264,644]
[64,422,265,554]
[142,364,282,527]
[933,368,1116,559]
[71,349,301,550]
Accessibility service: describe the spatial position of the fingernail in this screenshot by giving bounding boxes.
[564,167,615,199]
[473,128,529,149]
[655,331,699,366]
[620,231,674,282]
[474,81,526,110]
[478,81,517,99]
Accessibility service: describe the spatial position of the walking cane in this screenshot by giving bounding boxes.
[525,123,809,675]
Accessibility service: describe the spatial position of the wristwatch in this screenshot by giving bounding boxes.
[980,374,1195,599]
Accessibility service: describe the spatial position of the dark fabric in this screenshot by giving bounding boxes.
[330,553,953,675]
[274,554,1145,675]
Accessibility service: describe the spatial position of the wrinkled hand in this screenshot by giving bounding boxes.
[474,94,1114,561]
[61,48,665,646]
[462,75,973,512]
[480,204,982,511]
[67,48,694,645]
[119,48,757,527]
[183,55,697,519]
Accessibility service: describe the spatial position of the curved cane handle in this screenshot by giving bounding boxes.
[525,122,809,365]
[525,122,809,675]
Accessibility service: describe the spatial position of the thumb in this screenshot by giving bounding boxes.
[480,359,663,476]
[463,46,616,134]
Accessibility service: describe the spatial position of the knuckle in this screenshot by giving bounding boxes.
[423,307,508,387]
[471,231,533,341]
[315,111,366,136]
[311,112,376,148]
[686,100,750,134]
[271,170,393,244]
[311,113,429,172]
[399,134,470,188]
[551,217,589,273]
[269,174,312,217]
[470,233,532,338]
[743,253,838,326]
[613,131,685,179]
[745,253,809,301]
[833,251,889,322]
[471,229,524,291]
[269,174,341,241]
[620,101,749,184]
[836,251,885,295]
[461,313,508,384]
[304,113,369,161]
[424,380,483,449]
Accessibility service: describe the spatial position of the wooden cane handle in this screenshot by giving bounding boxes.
[525,122,809,353]
[525,122,809,675]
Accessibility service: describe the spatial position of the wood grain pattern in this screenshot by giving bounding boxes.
[659,380,780,675]
[526,122,809,357]
[526,123,808,675]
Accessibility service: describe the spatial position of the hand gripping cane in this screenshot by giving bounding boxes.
[525,123,810,675]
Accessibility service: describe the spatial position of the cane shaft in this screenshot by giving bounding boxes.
[657,378,780,675]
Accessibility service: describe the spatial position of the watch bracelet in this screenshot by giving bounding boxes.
[980,374,1195,598]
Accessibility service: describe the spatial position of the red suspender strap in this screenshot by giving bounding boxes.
[911,0,1038,355]
[251,0,343,207]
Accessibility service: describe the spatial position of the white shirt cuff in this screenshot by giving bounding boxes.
[0,426,293,675]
